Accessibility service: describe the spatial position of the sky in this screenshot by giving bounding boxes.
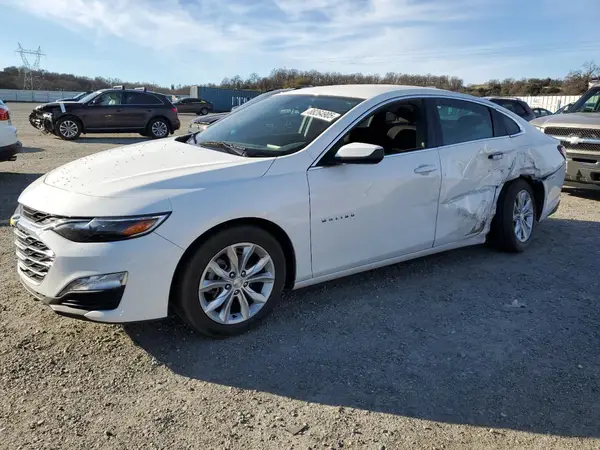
[0,0,599,86]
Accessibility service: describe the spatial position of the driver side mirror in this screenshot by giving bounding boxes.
[334,143,384,165]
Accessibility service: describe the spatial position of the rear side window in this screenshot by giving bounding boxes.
[435,98,494,146]
[491,109,521,136]
[123,92,163,105]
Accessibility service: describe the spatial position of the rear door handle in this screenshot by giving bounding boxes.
[488,152,503,160]
[414,164,438,175]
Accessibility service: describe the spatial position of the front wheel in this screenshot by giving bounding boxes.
[490,179,537,252]
[55,117,82,140]
[174,226,286,337]
[200,107,208,115]
[147,118,170,139]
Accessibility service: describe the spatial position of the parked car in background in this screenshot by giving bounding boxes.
[487,97,536,121]
[29,86,180,140]
[13,85,565,337]
[188,88,294,134]
[173,97,214,115]
[532,84,600,189]
[0,99,21,162]
[56,91,92,102]
[533,107,552,118]
[554,103,573,115]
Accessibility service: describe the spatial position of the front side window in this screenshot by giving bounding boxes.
[190,94,363,157]
[435,98,494,146]
[95,92,122,106]
[327,99,428,159]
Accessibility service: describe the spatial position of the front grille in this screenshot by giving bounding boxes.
[21,206,58,226]
[544,127,600,153]
[14,227,55,284]
[545,127,600,139]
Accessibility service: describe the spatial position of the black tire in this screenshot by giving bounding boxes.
[139,131,148,137]
[54,117,82,140]
[200,107,209,115]
[147,117,170,139]
[489,179,537,252]
[174,225,286,337]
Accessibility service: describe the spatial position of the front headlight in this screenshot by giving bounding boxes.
[10,204,22,227]
[52,213,170,243]
[534,125,545,132]
[188,122,209,133]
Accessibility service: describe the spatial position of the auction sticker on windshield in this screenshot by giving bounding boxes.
[301,108,341,122]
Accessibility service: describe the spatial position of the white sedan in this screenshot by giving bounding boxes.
[12,85,565,337]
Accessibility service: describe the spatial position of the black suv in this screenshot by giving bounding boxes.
[29,86,181,140]
[487,97,536,122]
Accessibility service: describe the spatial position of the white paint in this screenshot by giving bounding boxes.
[15,85,566,324]
[0,102,19,148]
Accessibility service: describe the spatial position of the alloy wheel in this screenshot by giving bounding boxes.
[59,120,78,138]
[151,121,168,137]
[199,243,275,325]
[513,189,534,242]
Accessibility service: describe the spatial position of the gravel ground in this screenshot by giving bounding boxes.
[1,102,599,450]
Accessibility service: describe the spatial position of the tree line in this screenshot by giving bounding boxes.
[0,62,597,97]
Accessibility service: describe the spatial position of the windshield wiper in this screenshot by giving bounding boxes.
[197,140,248,156]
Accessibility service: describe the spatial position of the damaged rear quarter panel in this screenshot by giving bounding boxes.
[434,132,559,247]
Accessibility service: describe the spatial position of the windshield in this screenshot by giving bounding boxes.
[568,88,600,113]
[189,94,363,156]
[77,90,104,104]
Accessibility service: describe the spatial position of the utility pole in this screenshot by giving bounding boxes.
[15,43,45,90]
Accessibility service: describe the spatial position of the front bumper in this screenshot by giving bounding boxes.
[12,213,184,323]
[0,141,22,162]
[565,150,600,187]
[29,110,54,133]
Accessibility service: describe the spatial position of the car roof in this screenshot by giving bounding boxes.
[279,84,450,100]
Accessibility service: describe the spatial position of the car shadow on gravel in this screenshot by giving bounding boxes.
[0,172,43,227]
[19,146,44,154]
[76,137,148,145]
[126,217,600,438]
[563,187,600,201]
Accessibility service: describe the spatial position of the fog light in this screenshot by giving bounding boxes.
[59,272,127,296]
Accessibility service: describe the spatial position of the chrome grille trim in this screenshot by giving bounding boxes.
[21,206,59,226]
[14,227,55,284]
[545,127,600,139]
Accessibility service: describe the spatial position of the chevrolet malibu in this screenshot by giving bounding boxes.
[12,85,566,337]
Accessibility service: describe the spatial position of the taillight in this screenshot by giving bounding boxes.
[171,107,178,113]
[557,144,566,159]
[0,109,9,121]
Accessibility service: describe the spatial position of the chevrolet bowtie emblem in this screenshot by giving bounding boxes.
[567,134,583,145]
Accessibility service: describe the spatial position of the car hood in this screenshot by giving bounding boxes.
[532,112,600,129]
[43,137,275,198]
[191,112,229,124]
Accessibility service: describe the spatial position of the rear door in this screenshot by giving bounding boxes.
[432,97,516,246]
[120,92,164,129]
[175,98,192,113]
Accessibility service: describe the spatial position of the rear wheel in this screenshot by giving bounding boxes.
[200,107,209,115]
[147,118,170,139]
[490,179,536,252]
[174,226,286,337]
[55,117,82,140]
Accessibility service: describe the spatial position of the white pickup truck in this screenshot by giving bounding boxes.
[0,99,21,162]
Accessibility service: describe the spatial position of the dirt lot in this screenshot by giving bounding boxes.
[1,102,599,450]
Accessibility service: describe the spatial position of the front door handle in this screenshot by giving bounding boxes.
[414,164,438,175]
[488,152,503,160]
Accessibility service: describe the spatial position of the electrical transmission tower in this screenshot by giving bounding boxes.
[15,43,45,90]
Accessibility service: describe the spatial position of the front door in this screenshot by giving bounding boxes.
[84,92,123,130]
[308,98,441,278]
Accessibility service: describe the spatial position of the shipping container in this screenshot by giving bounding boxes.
[189,86,262,112]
